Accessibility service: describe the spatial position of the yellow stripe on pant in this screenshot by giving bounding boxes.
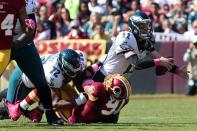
[0,49,11,76]
[55,82,79,122]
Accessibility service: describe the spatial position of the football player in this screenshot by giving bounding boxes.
[0,0,53,118]
[3,49,87,124]
[58,74,132,123]
[91,11,190,122]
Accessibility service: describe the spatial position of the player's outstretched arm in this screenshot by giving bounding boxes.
[51,88,87,111]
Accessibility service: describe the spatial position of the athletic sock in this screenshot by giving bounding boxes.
[19,89,40,110]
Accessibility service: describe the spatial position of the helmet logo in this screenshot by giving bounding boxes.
[113,86,122,98]
[131,16,143,21]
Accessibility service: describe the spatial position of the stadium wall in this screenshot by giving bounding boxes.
[0,39,190,94]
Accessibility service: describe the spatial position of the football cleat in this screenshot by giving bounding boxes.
[45,110,64,125]
[2,98,23,121]
[24,107,44,123]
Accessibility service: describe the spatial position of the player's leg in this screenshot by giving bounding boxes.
[0,49,10,76]
[6,67,24,103]
[0,67,22,120]
[11,43,52,110]
[4,66,43,121]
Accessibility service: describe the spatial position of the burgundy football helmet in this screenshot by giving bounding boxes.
[104,74,132,100]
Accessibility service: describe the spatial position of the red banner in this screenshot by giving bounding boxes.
[35,39,107,63]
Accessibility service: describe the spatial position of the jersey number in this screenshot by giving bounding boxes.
[50,66,61,78]
[1,14,14,36]
[101,97,126,115]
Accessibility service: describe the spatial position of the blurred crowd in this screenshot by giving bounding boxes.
[34,0,197,42]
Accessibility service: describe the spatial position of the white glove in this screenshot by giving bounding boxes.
[75,93,87,106]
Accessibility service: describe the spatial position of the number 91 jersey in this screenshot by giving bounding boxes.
[0,0,25,49]
[68,82,129,123]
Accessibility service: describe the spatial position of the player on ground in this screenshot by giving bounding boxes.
[91,11,190,122]
[0,0,53,118]
[56,74,131,123]
[3,49,87,124]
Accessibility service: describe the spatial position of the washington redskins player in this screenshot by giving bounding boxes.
[0,0,35,75]
[58,74,132,123]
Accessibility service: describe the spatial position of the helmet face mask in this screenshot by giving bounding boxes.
[76,50,87,71]
[60,57,81,78]
[129,11,153,40]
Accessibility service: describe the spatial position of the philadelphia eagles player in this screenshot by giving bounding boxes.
[3,49,87,124]
[92,11,189,123]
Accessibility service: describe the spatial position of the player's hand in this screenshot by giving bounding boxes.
[159,57,174,71]
[175,65,190,79]
[75,93,87,106]
[25,19,36,30]
[25,19,36,34]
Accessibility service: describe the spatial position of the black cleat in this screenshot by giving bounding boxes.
[45,110,64,125]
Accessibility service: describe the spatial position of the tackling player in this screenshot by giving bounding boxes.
[91,11,190,122]
[58,74,132,123]
[3,49,87,124]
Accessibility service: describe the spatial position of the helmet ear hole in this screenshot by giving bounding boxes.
[113,86,122,98]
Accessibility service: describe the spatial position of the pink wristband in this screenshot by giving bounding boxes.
[25,19,36,30]
[154,58,160,66]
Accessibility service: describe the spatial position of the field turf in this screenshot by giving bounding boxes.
[1,94,197,131]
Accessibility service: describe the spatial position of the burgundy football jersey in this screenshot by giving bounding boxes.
[0,0,25,49]
[68,82,128,123]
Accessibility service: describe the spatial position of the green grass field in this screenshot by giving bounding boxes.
[1,95,197,131]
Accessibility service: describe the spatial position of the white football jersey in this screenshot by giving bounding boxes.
[22,54,64,89]
[100,31,151,75]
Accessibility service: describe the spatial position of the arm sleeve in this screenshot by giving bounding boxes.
[135,59,155,70]
[127,55,155,70]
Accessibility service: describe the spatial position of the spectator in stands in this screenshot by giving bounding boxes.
[161,19,176,34]
[188,0,197,30]
[184,20,197,40]
[66,20,89,39]
[183,36,197,95]
[168,0,188,32]
[105,8,124,36]
[88,0,105,15]
[83,11,102,38]
[49,3,64,31]
[77,1,91,27]
[160,4,171,17]
[113,0,130,14]
[124,0,141,23]
[58,8,71,37]
[34,5,56,41]
[65,0,80,20]
[175,21,187,34]
[149,2,163,32]
[100,0,113,24]
[92,24,111,43]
